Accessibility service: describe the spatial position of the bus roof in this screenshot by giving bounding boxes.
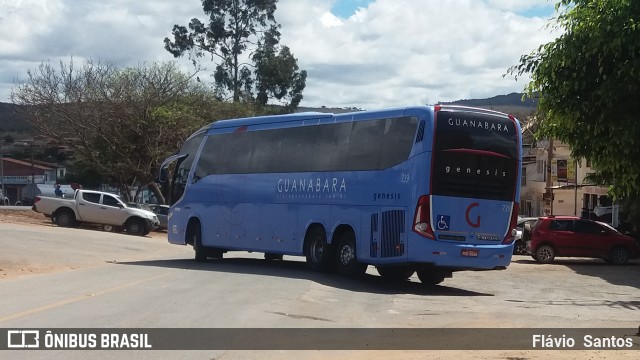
[195,104,514,134]
[202,106,435,131]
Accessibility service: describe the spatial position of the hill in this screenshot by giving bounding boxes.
[444,92,537,108]
[299,93,537,120]
[444,92,537,122]
[1,93,538,137]
[0,102,31,134]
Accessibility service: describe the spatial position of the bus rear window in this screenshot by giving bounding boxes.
[432,110,518,201]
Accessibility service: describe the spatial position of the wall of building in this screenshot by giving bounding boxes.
[520,140,609,217]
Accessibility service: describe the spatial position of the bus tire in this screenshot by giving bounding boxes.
[305,226,332,272]
[416,269,447,286]
[192,224,207,262]
[376,266,415,281]
[335,231,367,277]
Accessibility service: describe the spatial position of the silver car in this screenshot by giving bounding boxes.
[148,204,169,231]
[513,217,539,255]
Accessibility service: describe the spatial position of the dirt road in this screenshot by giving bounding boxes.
[0,209,167,279]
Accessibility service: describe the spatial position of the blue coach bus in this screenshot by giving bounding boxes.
[159,105,522,285]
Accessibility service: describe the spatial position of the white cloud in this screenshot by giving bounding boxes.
[0,0,560,109]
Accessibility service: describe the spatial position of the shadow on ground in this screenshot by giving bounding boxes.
[116,256,494,297]
[512,255,640,289]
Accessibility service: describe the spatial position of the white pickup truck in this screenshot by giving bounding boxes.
[32,189,159,236]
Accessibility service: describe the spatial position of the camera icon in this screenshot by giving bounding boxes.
[7,330,40,348]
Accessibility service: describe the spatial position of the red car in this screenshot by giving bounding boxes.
[528,216,639,264]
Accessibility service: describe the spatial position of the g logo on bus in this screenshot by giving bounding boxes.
[465,202,481,228]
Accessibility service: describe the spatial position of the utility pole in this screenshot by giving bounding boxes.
[0,139,5,201]
[545,138,554,215]
[574,158,578,216]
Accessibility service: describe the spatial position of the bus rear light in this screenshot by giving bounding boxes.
[413,195,435,239]
[502,203,520,244]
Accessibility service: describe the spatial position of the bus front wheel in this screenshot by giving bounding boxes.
[305,226,332,272]
[335,231,367,277]
[192,224,207,262]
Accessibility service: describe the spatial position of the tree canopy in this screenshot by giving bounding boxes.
[508,0,640,198]
[164,0,307,111]
[10,59,260,202]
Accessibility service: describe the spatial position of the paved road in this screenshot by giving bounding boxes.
[1,223,639,359]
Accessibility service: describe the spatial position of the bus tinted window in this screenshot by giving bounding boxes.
[348,119,385,170]
[380,117,419,169]
[311,122,351,171]
[250,129,283,173]
[435,111,517,157]
[278,126,314,172]
[432,110,517,201]
[221,131,253,174]
[194,116,418,176]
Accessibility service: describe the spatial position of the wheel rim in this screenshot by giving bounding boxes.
[538,247,552,261]
[310,237,324,263]
[611,248,627,263]
[339,243,355,266]
[129,223,141,234]
[58,213,71,226]
[515,242,525,254]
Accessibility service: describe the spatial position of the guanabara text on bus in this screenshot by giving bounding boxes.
[159,105,522,286]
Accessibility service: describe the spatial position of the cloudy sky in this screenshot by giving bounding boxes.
[0,0,560,110]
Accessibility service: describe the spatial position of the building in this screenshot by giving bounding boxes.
[519,138,610,218]
[0,157,67,205]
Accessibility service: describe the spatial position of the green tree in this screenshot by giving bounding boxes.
[11,59,259,203]
[164,0,307,110]
[253,27,307,111]
[508,0,640,198]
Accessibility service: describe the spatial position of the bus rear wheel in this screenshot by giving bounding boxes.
[335,231,367,277]
[416,269,450,286]
[376,266,415,281]
[305,226,332,272]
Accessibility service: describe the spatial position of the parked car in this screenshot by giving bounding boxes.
[527,216,640,264]
[0,189,9,206]
[513,217,538,255]
[127,202,151,211]
[32,189,159,236]
[147,204,169,231]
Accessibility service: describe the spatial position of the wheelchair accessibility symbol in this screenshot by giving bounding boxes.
[436,215,450,231]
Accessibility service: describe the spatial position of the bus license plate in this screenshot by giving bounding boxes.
[461,249,479,257]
